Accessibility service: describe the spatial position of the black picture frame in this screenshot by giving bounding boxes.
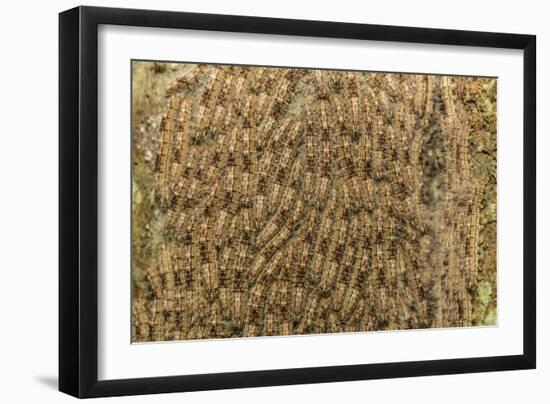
[59,5,536,398]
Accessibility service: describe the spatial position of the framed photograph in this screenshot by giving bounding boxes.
[59,6,536,398]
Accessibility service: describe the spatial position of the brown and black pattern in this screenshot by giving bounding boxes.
[132,62,497,342]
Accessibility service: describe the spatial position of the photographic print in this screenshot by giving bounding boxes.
[131,61,497,343]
